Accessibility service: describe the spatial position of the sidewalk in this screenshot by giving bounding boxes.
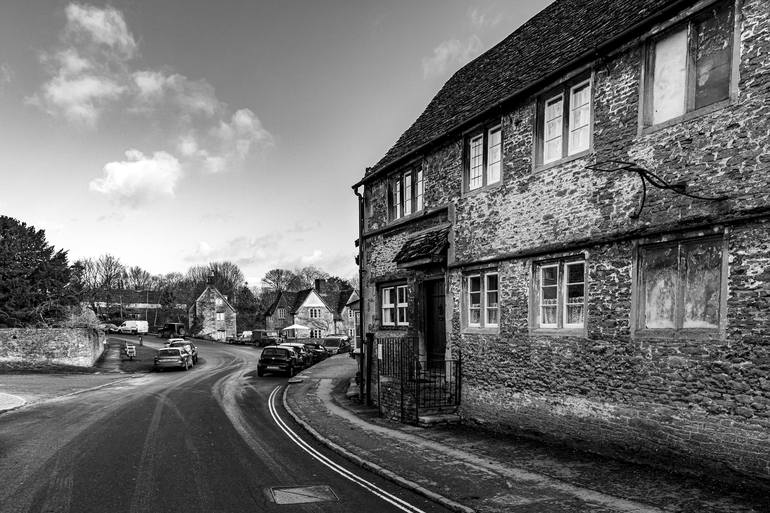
[284,356,768,513]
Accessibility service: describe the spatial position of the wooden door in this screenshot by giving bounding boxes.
[424,279,446,364]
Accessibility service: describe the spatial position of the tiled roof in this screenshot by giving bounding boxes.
[393,225,450,265]
[290,289,313,313]
[265,290,299,316]
[364,0,677,180]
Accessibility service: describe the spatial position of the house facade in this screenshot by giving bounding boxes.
[355,0,770,483]
[188,285,237,341]
[265,283,356,339]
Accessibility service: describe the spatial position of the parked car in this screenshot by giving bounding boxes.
[117,320,149,334]
[279,342,313,368]
[251,330,281,347]
[165,338,198,364]
[257,345,301,377]
[98,322,119,333]
[303,342,330,364]
[154,347,192,371]
[159,322,186,339]
[321,336,351,354]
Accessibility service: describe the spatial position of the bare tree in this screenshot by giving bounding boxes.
[292,266,329,289]
[126,266,152,290]
[96,254,125,290]
[262,268,296,292]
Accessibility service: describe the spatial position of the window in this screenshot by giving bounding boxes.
[348,309,354,319]
[465,125,501,191]
[381,284,408,327]
[533,259,585,330]
[309,308,322,319]
[644,2,734,126]
[216,312,225,322]
[465,271,499,329]
[215,296,223,307]
[310,329,322,338]
[636,238,724,333]
[538,79,592,165]
[389,168,424,220]
[277,307,286,320]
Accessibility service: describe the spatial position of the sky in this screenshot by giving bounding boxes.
[0,0,552,286]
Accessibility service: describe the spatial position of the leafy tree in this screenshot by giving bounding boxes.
[0,216,74,327]
[235,284,258,332]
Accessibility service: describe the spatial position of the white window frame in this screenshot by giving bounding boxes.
[464,270,499,329]
[216,312,225,322]
[309,307,322,319]
[277,307,286,320]
[215,296,223,307]
[466,125,502,191]
[537,78,592,166]
[381,284,408,327]
[310,328,322,338]
[533,259,586,332]
[390,167,424,221]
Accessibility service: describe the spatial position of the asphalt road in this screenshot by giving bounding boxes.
[0,338,452,513]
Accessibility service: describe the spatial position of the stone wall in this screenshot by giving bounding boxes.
[360,0,770,484]
[0,328,104,368]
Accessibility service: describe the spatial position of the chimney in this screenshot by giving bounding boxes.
[314,278,325,292]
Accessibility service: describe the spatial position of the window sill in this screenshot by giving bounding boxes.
[639,98,732,136]
[379,325,410,331]
[462,326,500,335]
[463,179,503,198]
[632,328,724,340]
[529,327,585,337]
[534,149,594,172]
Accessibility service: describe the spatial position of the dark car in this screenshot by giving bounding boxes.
[321,336,351,354]
[257,346,301,377]
[165,338,198,364]
[154,347,192,371]
[159,322,187,339]
[279,342,313,368]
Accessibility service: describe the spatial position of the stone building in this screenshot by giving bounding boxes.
[264,282,357,339]
[188,285,237,341]
[354,0,770,484]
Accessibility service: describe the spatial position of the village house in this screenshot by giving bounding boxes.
[354,0,770,485]
[265,281,358,339]
[188,284,237,341]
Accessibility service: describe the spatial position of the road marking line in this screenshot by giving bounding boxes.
[268,386,428,513]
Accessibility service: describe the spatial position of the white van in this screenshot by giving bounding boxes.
[117,320,149,334]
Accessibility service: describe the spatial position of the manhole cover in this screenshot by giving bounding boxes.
[270,485,338,504]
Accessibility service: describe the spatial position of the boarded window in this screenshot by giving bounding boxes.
[638,238,723,332]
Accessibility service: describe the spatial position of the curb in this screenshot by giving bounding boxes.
[282,384,476,513]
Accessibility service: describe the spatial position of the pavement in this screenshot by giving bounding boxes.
[284,355,769,513]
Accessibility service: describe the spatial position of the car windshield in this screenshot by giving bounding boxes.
[158,349,180,356]
[169,342,188,348]
[322,339,341,348]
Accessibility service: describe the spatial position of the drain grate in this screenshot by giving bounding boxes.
[269,485,338,505]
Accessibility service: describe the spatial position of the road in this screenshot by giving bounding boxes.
[0,338,452,513]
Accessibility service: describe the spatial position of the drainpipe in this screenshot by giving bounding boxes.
[352,182,369,405]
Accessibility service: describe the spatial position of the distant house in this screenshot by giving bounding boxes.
[86,289,186,326]
[264,280,357,339]
[188,285,237,341]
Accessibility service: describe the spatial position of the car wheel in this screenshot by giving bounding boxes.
[193,355,198,364]
[257,367,264,377]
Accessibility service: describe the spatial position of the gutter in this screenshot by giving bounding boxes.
[352,0,696,189]
[352,183,369,404]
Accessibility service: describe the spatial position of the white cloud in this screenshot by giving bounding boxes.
[30,3,274,183]
[422,35,483,78]
[89,149,181,206]
[469,7,503,30]
[0,63,12,91]
[65,3,137,58]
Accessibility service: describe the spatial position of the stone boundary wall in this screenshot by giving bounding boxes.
[0,328,104,368]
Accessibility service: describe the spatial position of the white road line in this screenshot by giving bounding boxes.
[268,386,428,513]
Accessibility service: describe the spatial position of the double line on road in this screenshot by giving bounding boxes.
[268,386,428,513]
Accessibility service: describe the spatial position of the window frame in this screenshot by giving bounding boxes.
[535,75,593,168]
[309,307,322,319]
[632,234,728,339]
[640,0,739,130]
[215,312,225,322]
[277,307,286,320]
[389,166,424,221]
[462,269,500,332]
[463,123,502,193]
[380,283,408,328]
[530,257,587,335]
[310,328,322,338]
